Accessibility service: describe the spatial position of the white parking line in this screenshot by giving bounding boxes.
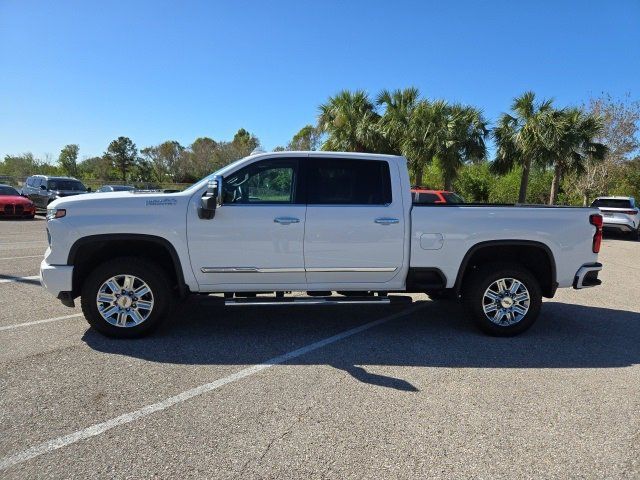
[0,255,42,261]
[0,241,47,246]
[0,275,40,285]
[0,313,82,332]
[0,303,425,471]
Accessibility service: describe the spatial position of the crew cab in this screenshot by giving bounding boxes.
[40,152,603,338]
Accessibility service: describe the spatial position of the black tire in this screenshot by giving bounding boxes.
[81,257,174,338]
[462,263,542,336]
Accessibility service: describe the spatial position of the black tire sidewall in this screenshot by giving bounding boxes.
[81,257,172,338]
[464,264,542,336]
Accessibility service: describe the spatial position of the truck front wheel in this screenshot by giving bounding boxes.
[462,263,542,336]
[80,257,174,338]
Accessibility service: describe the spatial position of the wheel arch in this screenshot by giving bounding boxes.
[68,234,187,298]
[454,240,557,298]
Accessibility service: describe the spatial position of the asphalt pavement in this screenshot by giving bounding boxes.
[0,217,638,479]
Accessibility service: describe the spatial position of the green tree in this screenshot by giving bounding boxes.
[58,144,79,177]
[438,104,488,190]
[288,124,321,151]
[190,137,219,178]
[376,87,422,181]
[141,141,187,182]
[232,128,260,157]
[318,90,385,152]
[546,108,607,204]
[105,137,138,182]
[0,153,40,179]
[77,156,116,181]
[492,91,556,203]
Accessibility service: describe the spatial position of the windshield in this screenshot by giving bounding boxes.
[47,180,86,191]
[181,156,252,194]
[0,186,20,196]
[111,185,135,191]
[591,198,633,209]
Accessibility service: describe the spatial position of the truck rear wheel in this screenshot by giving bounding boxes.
[80,257,174,338]
[462,263,542,336]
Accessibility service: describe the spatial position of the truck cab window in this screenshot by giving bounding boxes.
[223,160,296,204]
[306,158,391,205]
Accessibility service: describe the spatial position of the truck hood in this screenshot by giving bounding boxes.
[49,190,186,211]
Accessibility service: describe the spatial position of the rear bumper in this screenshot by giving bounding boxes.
[603,224,634,233]
[573,262,602,289]
[40,260,73,298]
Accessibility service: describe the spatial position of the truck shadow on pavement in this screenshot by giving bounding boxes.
[82,297,640,391]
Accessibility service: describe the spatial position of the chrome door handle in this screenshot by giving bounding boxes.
[274,216,300,225]
[374,217,399,225]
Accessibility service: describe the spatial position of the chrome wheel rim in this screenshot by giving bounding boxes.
[482,277,530,326]
[96,274,154,328]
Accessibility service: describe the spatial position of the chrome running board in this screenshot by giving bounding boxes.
[224,296,408,307]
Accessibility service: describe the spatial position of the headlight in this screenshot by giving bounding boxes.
[46,208,66,220]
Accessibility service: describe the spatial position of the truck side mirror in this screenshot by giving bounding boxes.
[198,175,223,220]
[40,184,47,190]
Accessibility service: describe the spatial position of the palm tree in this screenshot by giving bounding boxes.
[546,108,607,204]
[317,90,386,152]
[492,91,555,203]
[405,100,487,189]
[376,87,422,181]
[439,104,489,190]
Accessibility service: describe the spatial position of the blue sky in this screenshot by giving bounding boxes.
[1,0,639,161]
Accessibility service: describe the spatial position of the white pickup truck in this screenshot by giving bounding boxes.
[41,151,604,338]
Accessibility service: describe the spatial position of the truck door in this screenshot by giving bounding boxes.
[303,156,405,286]
[187,157,307,289]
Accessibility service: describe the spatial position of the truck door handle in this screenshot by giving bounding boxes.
[374,217,399,225]
[274,216,300,225]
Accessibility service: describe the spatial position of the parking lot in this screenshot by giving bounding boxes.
[0,217,638,479]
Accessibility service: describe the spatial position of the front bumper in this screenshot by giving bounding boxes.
[573,262,602,289]
[40,260,73,298]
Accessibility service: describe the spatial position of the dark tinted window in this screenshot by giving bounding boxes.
[112,186,134,191]
[414,192,440,203]
[442,192,465,204]
[223,159,296,204]
[0,186,20,196]
[47,180,86,191]
[306,158,391,205]
[591,198,633,209]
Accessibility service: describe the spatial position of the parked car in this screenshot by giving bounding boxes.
[0,184,36,218]
[590,196,639,239]
[411,187,465,204]
[41,151,603,339]
[96,185,136,193]
[21,175,89,209]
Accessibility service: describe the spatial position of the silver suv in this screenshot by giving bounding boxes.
[591,196,639,239]
[21,175,89,209]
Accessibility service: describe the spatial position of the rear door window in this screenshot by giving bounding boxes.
[306,158,391,205]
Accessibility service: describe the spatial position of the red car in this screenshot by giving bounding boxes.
[0,184,36,219]
[411,187,465,204]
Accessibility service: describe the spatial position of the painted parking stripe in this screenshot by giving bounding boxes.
[0,303,425,471]
[0,313,82,332]
[0,255,42,261]
[0,241,48,246]
[0,275,40,285]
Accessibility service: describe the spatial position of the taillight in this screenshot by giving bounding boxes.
[590,214,603,253]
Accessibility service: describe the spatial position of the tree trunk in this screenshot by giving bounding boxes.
[549,164,562,205]
[413,165,423,187]
[582,192,589,206]
[444,173,452,191]
[518,158,531,203]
